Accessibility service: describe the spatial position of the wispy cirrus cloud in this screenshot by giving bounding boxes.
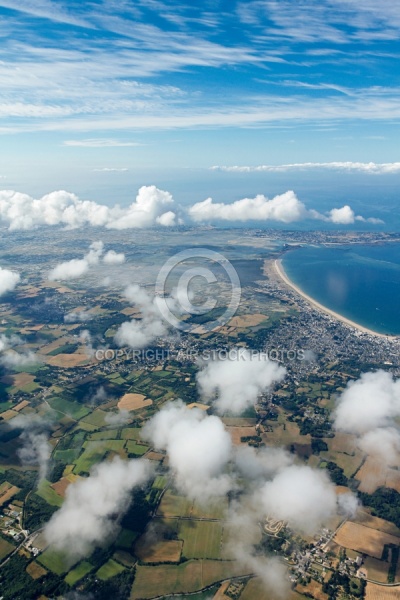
[92,168,129,173]
[237,0,400,42]
[64,139,140,148]
[0,0,399,160]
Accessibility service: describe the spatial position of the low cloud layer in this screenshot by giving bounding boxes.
[189,191,307,224]
[0,266,20,296]
[141,400,233,501]
[211,162,400,174]
[196,349,286,414]
[189,193,381,225]
[310,205,383,225]
[114,284,168,351]
[45,456,153,559]
[333,370,400,467]
[0,186,177,231]
[0,185,382,230]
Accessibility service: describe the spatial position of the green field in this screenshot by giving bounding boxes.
[96,558,125,580]
[130,559,251,599]
[157,491,193,518]
[36,481,63,507]
[152,475,167,490]
[48,343,78,356]
[80,409,109,428]
[20,382,40,393]
[0,537,16,560]
[125,440,148,456]
[121,428,141,440]
[64,560,93,585]
[178,520,223,559]
[38,548,70,575]
[54,448,81,463]
[13,363,42,374]
[89,429,121,441]
[116,528,138,549]
[73,440,126,474]
[191,499,228,520]
[49,397,90,420]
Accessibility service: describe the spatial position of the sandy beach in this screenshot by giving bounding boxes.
[274,259,397,340]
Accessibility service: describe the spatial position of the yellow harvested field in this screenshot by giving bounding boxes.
[0,410,18,421]
[355,511,400,537]
[51,474,79,498]
[356,456,400,494]
[13,400,30,412]
[226,426,258,445]
[6,373,36,388]
[121,307,141,316]
[335,485,353,495]
[20,324,43,333]
[228,314,267,328]
[213,581,231,599]
[296,580,328,600]
[385,469,400,493]
[26,561,48,580]
[187,403,210,411]
[263,421,311,447]
[118,393,152,411]
[356,457,386,493]
[241,578,305,600]
[366,583,400,600]
[46,353,90,368]
[145,451,165,462]
[135,538,183,563]
[364,557,389,583]
[328,432,356,454]
[38,337,70,355]
[334,522,400,559]
[0,483,20,506]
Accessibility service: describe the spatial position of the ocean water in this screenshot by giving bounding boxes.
[282,244,400,335]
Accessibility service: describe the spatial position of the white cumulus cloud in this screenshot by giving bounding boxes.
[0,266,20,296]
[259,465,338,535]
[114,284,168,351]
[0,333,40,368]
[48,241,104,281]
[333,370,400,468]
[189,191,307,224]
[103,250,126,265]
[141,400,233,501]
[196,349,286,414]
[44,456,153,560]
[0,186,177,231]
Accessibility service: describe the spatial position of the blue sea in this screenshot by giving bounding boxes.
[282,244,400,335]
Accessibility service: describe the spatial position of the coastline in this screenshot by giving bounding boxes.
[274,258,397,340]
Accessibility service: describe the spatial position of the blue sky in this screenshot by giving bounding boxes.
[0,0,400,201]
